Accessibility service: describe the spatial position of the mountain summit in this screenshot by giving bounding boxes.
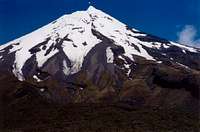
[0,6,199,105]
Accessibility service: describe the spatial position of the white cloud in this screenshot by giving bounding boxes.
[177,25,200,47]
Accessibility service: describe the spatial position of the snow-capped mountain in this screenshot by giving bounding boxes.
[1,6,200,132]
[0,6,199,82]
[0,6,200,105]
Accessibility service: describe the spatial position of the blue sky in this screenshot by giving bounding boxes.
[0,0,199,46]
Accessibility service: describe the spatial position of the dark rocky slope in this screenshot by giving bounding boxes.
[1,55,200,131]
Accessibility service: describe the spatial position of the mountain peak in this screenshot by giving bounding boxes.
[87,6,97,11]
[86,5,104,16]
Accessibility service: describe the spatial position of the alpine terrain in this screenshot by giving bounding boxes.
[1,6,200,131]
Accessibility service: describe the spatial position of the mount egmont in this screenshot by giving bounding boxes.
[0,6,199,106]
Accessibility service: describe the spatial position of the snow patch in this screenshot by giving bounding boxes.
[63,60,71,75]
[12,62,25,81]
[182,50,186,54]
[157,61,162,64]
[33,75,42,82]
[106,47,114,63]
[176,62,190,69]
[163,44,170,49]
[40,88,45,92]
[170,42,197,53]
